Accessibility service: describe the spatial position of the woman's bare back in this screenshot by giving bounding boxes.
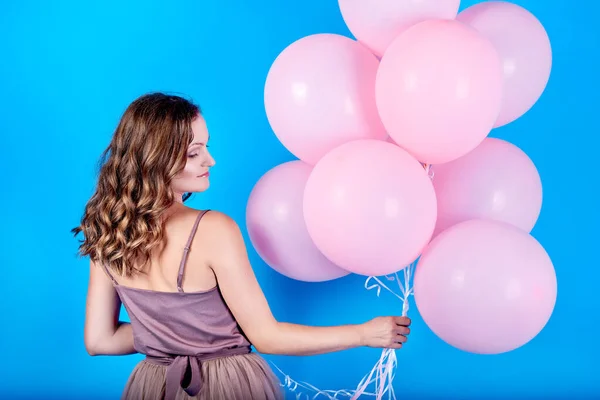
[110,206,217,293]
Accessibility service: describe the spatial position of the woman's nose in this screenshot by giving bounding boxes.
[204,155,216,167]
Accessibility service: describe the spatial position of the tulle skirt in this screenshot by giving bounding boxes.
[122,353,284,400]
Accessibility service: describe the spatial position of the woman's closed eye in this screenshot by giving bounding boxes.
[188,143,209,158]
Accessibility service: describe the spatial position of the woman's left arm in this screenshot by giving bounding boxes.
[84,260,136,356]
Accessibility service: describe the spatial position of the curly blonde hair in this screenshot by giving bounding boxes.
[72,92,201,277]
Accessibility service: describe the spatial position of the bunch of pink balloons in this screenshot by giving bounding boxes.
[247,0,556,355]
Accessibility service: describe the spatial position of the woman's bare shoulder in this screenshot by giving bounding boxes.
[161,206,225,241]
[164,205,215,225]
[201,209,240,233]
[191,210,246,268]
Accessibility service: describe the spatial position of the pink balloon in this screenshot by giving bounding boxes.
[457,2,552,127]
[338,0,461,57]
[414,219,557,354]
[303,139,437,276]
[264,34,387,165]
[376,20,503,164]
[246,161,349,282]
[433,138,542,237]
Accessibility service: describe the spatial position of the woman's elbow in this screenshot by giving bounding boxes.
[85,342,99,356]
[247,324,283,355]
[253,340,277,355]
[84,334,103,356]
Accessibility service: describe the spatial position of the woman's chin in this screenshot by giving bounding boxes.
[197,181,210,192]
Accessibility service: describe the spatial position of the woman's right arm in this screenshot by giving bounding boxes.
[84,260,136,356]
[204,211,410,356]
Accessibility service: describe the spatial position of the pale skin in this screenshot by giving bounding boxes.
[84,116,410,357]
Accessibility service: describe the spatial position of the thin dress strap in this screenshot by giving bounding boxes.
[102,263,118,285]
[177,210,210,292]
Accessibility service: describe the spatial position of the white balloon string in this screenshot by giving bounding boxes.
[270,262,416,399]
[360,261,416,400]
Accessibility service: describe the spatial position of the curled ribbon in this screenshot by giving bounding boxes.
[270,262,417,399]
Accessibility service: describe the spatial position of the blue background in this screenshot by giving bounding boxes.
[0,0,597,399]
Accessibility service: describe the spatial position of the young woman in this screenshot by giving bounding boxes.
[72,92,411,400]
